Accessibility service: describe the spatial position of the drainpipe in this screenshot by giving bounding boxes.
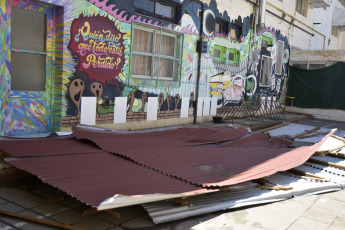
[194,3,204,123]
[257,0,267,32]
[266,2,326,49]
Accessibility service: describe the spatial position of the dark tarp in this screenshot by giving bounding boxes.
[287,62,345,110]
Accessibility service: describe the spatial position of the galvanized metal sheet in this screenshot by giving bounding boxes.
[143,172,342,224]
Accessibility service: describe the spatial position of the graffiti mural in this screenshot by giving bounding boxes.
[0,0,290,135]
[68,14,126,84]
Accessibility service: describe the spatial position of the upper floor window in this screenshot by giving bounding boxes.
[134,0,178,23]
[215,19,229,35]
[295,0,309,17]
[332,26,339,37]
[230,23,242,40]
[130,23,183,85]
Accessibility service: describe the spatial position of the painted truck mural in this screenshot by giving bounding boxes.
[0,0,290,136]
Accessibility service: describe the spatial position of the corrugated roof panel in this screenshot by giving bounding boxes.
[311,156,345,166]
[267,123,316,137]
[3,138,214,209]
[221,133,292,148]
[143,172,342,224]
[73,127,334,188]
[295,163,345,185]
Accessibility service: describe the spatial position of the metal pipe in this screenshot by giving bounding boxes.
[266,2,326,49]
[258,0,267,26]
[194,2,204,123]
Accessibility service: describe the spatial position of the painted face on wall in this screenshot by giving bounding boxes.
[190,92,194,108]
[158,93,164,111]
[175,94,180,110]
[141,93,147,112]
[127,91,135,113]
[90,82,103,102]
[166,94,171,111]
[69,79,85,117]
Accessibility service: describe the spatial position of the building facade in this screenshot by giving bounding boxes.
[2,0,330,136]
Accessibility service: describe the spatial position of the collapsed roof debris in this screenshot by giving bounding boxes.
[0,124,344,224]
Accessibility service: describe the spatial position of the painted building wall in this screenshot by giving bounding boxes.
[0,0,290,136]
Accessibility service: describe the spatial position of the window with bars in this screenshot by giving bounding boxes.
[295,0,309,17]
[130,24,183,84]
[11,7,47,91]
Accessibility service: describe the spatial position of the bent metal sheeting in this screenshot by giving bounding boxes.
[0,137,212,210]
[0,126,334,210]
[73,126,334,187]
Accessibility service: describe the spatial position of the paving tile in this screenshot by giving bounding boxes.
[0,220,16,230]
[296,194,318,202]
[288,217,329,230]
[97,206,146,225]
[0,202,25,213]
[106,227,124,230]
[193,197,314,230]
[0,188,32,202]
[311,197,345,216]
[13,195,46,209]
[328,216,345,230]
[337,207,345,219]
[39,189,68,199]
[302,207,338,224]
[58,197,83,208]
[32,203,70,217]
[0,215,28,229]
[121,215,154,228]
[72,217,115,230]
[320,190,345,203]
[50,209,91,225]
[17,222,59,230]
[0,198,7,205]
[0,223,15,230]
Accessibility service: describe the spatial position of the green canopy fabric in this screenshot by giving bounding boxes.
[287,62,345,110]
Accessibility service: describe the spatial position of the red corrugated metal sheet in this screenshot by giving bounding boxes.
[73,127,333,188]
[0,126,333,210]
[221,133,292,148]
[3,137,210,208]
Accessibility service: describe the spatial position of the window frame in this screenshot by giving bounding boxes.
[213,45,226,61]
[332,26,339,37]
[230,23,242,40]
[228,48,240,64]
[295,0,309,17]
[129,22,183,87]
[134,0,179,24]
[260,55,273,87]
[261,35,273,48]
[10,6,51,92]
[215,19,229,35]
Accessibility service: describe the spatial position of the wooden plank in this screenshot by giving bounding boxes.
[287,169,330,181]
[308,158,345,171]
[294,127,320,139]
[0,209,84,230]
